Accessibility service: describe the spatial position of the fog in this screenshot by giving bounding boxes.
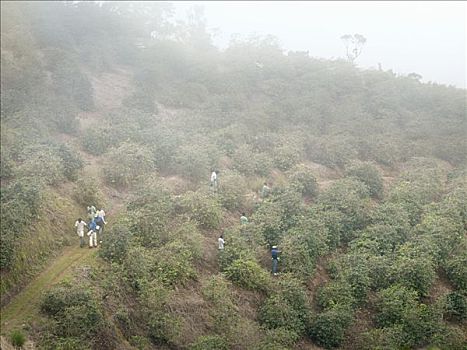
[172,1,466,88]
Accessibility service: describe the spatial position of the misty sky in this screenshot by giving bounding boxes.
[172,1,466,88]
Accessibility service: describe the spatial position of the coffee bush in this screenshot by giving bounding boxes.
[345,162,384,199]
[224,259,270,292]
[287,164,318,197]
[103,142,155,188]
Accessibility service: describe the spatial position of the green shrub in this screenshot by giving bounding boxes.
[99,225,131,263]
[17,144,65,185]
[429,324,466,350]
[251,201,284,246]
[176,190,223,229]
[365,255,393,290]
[316,280,356,310]
[42,336,89,350]
[375,285,419,327]
[127,180,173,247]
[172,141,220,182]
[444,248,467,291]
[279,234,316,279]
[352,224,407,256]
[287,164,318,197]
[218,171,248,210]
[415,214,463,263]
[123,246,156,292]
[10,329,26,348]
[289,216,329,260]
[259,294,305,335]
[272,144,301,171]
[399,303,443,348]
[202,275,234,303]
[0,234,15,272]
[260,327,300,348]
[259,275,310,337]
[201,275,240,335]
[391,248,436,296]
[148,312,181,345]
[251,188,303,246]
[308,305,354,349]
[81,127,114,155]
[345,162,384,199]
[1,178,43,237]
[443,291,467,322]
[317,179,370,240]
[213,123,249,156]
[268,187,304,233]
[154,239,198,286]
[189,335,229,350]
[129,335,150,350]
[306,136,358,169]
[232,145,273,177]
[387,163,445,225]
[103,142,156,187]
[218,233,256,272]
[356,326,405,350]
[40,282,108,346]
[370,202,411,237]
[41,282,91,317]
[224,259,270,292]
[73,175,104,209]
[57,143,83,181]
[307,206,346,249]
[140,126,180,172]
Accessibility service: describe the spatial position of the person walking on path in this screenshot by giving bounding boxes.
[261,182,271,199]
[240,213,249,225]
[95,209,107,243]
[87,205,97,220]
[87,218,98,248]
[74,218,87,248]
[210,170,219,192]
[271,245,281,276]
[218,235,225,250]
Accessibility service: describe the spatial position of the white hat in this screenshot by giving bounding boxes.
[272,246,277,249]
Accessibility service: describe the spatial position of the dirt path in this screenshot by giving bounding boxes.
[1,245,97,333]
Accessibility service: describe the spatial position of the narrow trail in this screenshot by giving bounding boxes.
[1,69,131,334]
[1,245,97,332]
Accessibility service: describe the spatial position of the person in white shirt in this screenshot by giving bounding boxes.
[210,170,218,192]
[218,235,225,250]
[74,218,87,248]
[96,209,107,243]
[98,209,106,224]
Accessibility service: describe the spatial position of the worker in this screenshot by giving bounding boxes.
[271,245,281,275]
[74,218,87,248]
[240,213,249,225]
[210,170,218,192]
[218,234,225,250]
[87,218,98,248]
[261,182,271,198]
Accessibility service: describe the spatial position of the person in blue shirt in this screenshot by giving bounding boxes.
[87,218,97,248]
[271,245,281,275]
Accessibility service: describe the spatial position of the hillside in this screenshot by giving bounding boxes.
[1,2,466,350]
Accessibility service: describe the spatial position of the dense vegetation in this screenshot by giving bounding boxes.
[1,2,466,349]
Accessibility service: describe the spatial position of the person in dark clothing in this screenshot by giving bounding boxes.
[271,245,281,275]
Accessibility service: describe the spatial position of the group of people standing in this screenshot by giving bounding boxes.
[74,205,107,248]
